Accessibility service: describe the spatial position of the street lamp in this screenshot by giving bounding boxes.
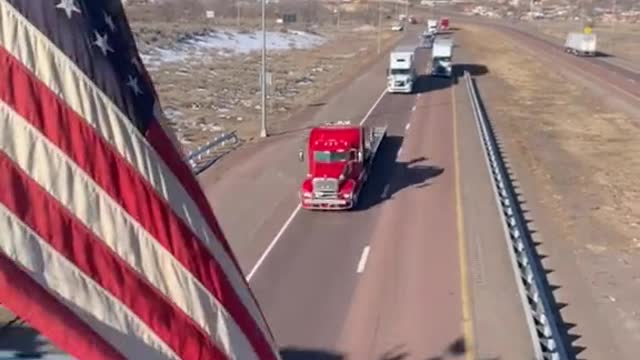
[260,0,267,138]
[236,0,241,27]
[377,1,382,54]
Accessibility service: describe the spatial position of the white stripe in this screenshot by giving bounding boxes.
[356,246,371,273]
[0,102,259,360]
[0,204,179,360]
[359,89,387,126]
[0,2,272,344]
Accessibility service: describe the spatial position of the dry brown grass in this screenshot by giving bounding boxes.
[459,24,640,251]
[130,12,400,152]
[528,20,640,61]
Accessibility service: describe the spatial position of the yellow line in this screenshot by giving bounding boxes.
[452,86,475,360]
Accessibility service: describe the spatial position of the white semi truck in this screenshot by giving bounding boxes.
[431,37,453,78]
[387,46,417,94]
[427,19,438,35]
[564,32,597,56]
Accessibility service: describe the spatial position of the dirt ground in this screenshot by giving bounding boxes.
[128,15,401,153]
[529,20,640,62]
[458,24,640,357]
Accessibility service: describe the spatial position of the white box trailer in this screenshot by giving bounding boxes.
[387,46,417,94]
[431,38,453,78]
[564,32,597,56]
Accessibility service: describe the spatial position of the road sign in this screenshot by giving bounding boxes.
[206,10,215,19]
[583,26,592,34]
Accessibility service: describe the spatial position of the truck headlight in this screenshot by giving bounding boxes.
[302,191,312,198]
[342,192,352,199]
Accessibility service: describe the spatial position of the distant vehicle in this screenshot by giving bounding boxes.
[431,37,453,78]
[427,19,438,34]
[387,46,417,93]
[408,16,418,24]
[564,32,596,56]
[438,17,450,31]
[391,23,404,31]
[298,122,387,210]
[419,32,434,48]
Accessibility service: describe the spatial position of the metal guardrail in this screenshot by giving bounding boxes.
[463,71,572,360]
[185,131,239,175]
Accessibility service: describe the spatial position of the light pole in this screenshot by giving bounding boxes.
[377,1,382,54]
[260,0,267,138]
[236,0,240,27]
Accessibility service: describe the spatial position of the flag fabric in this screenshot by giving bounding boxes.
[0,1,280,359]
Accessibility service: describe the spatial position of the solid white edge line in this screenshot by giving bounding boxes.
[405,123,411,131]
[246,204,301,281]
[356,246,371,274]
[247,87,389,281]
[359,89,388,126]
[411,105,416,112]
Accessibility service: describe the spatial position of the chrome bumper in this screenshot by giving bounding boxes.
[301,198,353,210]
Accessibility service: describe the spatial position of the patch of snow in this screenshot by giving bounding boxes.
[141,28,326,67]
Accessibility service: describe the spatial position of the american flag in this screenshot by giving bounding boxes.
[0,1,280,359]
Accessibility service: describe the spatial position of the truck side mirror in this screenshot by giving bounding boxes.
[298,149,304,162]
[357,151,363,163]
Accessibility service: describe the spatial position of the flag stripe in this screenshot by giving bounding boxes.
[0,201,180,360]
[0,252,125,360]
[0,48,273,360]
[0,2,273,345]
[0,99,266,360]
[0,154,233,360]
[145,124,239,264]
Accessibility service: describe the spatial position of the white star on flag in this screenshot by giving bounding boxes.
[93,31,114,56]
[104,12,116,31]
[126,75,143,95]
[55,0,81,19]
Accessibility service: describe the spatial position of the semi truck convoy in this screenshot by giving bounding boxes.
[298,121,387,210]
[564,32,597,56]
[431,37,453,78]
[387,45,417,93]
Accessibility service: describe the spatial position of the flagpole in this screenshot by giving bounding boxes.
[260,0,268,138]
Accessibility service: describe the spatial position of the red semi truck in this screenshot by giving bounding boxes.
[438,17,450,31]
[298,121,387,210]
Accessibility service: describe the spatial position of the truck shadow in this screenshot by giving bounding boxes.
[412,74,452,94]
[355,136,444,211]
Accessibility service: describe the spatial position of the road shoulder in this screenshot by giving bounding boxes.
[453,75,535,359]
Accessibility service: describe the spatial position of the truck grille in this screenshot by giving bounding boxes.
[312,178,339,194]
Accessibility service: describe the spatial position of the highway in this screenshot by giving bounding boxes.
[204,27,535,359]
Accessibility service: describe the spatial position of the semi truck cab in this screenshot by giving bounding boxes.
[387,46,417,94]
[299,122,386,210]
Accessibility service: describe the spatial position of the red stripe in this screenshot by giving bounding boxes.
[146,125,238,262]
[0,153,229,359]
[0,251,124,360]
[0,48,276,358]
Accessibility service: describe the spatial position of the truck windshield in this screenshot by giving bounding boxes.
[314,151,351,163]
[434,56,451,62]
[390,68,411,75]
